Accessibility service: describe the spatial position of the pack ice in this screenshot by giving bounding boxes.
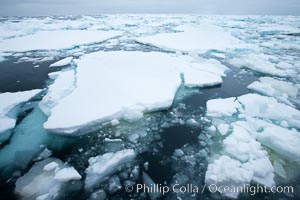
[0,30,121,52]
[205,93,300,198]
[137,24,242,52]
[43,51,226,134]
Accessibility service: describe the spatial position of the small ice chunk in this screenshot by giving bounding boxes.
[143,172,161,200]
[49,57,73,67]
[217,123,229,136]
[54,167,82,182]
[206,97,240,117]
[273,160,287,179]
[85,149,136,190]
[43,162,59,171]
[108,175,122,194]
[36,193,50,200]
[111,119,120,126]
[89,189,107,200]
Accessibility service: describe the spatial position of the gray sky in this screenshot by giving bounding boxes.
[0,0,300,16]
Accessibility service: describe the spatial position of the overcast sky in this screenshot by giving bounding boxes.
[0,0,299,16]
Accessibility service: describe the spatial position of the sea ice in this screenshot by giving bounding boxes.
[44,51,225,134]
[205,155,252,199]
[0,108,49,174]
[49,57,73,67]
[15,158,81,200]
[238,93,300,129]
[228,54,293,77]
[257,125,300,162]
[137,24,242,52]
[54,167,82,182]
[0,30,121,52]
[247,77,299,106]
[206,97,240,117]
[39,70,75,116]
[205,92,300,198]
[85,149,136,190]
[0,89,41,144]
[216,123,229,136]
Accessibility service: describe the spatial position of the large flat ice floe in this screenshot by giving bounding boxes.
[137,25,242,52]
[85,149,136,190]
[205,93,300,198]
[43,51,226,134]
[0,30,121,52]
[0,89,41,144]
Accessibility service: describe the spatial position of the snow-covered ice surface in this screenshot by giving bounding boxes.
[137,24,243,52]
[0,15,300,200]
[0,30,121,52]
[43,51,225,134]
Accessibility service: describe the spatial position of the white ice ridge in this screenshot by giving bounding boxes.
[0,89,41,144]
[85,149,136,190]
[15,158,81,200]
[205,93,300,198]
[0,30,121,52]
[49,57,73,67]
[43,51,226,134]
[39,70,75,116]
[137,24,242,52]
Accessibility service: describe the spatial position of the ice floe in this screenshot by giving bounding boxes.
[228,53,294,77]
[205,93,300,198]
[54,167,82,182]
[39,70,75,116]
[248,77,299,106]
[238,93,300,129]
[43,51,226,134]
[137,24,242,52]
[85,149,136,190]
[0,30,121,52]
[49,57,73,67]
[206,97,240,117]
[15,158,81,200]
[137,25,241,51]
[0,89,41,144]
[257,125,300,162]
